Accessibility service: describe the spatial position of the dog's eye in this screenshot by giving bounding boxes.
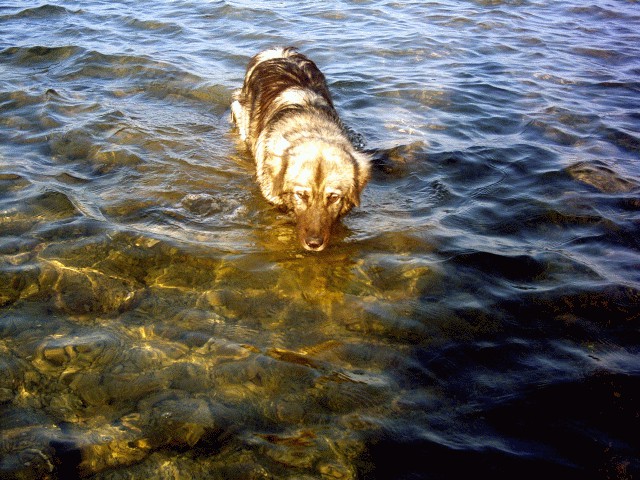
[327,193,341,204]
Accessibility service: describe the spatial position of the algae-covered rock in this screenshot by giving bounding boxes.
[567,161,639,193]
[39,259,143,315]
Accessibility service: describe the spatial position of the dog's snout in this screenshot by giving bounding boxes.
[304,235,325,251]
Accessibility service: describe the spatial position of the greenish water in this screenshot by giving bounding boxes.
[1,1,639,479]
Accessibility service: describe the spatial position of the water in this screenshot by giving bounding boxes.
[1,1,639,478]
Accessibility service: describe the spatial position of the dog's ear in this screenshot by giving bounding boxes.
[261,132,291,202]
[351,150,372,207]
[345,186,361,211]
[341,150,371,214]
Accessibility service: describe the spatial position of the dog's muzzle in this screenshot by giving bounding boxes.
[297,206,332,252]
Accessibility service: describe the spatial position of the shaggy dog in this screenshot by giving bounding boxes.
[231,47,371,251]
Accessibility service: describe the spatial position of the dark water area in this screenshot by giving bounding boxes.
[1,1,639,479]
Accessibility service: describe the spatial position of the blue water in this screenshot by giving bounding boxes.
[1,1,639,479]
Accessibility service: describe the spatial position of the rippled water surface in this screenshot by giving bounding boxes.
[1,1,639,478]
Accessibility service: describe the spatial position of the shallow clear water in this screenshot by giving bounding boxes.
[1,1,639,478]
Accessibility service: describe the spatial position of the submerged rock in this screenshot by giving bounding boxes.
[39,259,143,315]
[567,161,639,193]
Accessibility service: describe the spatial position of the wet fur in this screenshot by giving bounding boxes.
[231,47,371,251]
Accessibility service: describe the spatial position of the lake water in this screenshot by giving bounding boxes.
[1,1,639,478]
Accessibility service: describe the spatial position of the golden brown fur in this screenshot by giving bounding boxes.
[231,47,371,251]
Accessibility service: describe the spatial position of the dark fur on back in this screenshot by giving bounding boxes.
[244,48,336,133]
[234,47,345,154]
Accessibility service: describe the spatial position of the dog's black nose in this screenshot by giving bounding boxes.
[304,236,325,251]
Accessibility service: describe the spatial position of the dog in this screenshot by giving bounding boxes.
[231,47,371,251]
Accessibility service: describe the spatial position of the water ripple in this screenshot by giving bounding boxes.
[1,0,639,478]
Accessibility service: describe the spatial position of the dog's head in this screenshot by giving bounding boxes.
[280,141,370,251]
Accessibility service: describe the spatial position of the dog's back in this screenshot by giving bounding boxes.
[232,47,340,149]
